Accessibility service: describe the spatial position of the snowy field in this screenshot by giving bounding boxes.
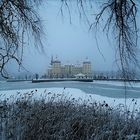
[0,87,140,111]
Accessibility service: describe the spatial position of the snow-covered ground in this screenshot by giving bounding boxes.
[0,87,140,111]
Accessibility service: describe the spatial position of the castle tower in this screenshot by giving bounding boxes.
[82,58,92,77]
[51,57,61,78]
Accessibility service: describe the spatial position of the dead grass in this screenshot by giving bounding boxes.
[0,91,140,140]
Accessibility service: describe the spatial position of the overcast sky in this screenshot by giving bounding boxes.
[8,1,140,76]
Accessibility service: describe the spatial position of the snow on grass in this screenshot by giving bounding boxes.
[1,85,140,139]
[0,87,140,111]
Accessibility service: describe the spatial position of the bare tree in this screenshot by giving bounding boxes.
[0,0,139,80]
[0,0,43,78]
[62,0,139,80]
[61,0,139,107]
[95,0,138,80]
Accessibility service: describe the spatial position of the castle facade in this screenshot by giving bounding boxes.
[47,57,92,78]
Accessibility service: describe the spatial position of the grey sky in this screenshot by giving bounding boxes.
[8,1,140,75]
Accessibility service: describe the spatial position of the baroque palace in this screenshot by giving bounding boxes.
[47,57,92,78]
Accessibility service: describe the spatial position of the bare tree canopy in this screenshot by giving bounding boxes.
[62,0,139,80]
[0,0,43,78]
[0,0,139,79]
[95,0,138,80]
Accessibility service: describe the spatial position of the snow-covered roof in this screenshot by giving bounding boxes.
[75,73,85,77]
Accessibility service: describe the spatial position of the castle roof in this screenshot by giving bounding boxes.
[83,61,91,64]
[53,60,61,63]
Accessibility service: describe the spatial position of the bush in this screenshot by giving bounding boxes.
[0,91,140,140]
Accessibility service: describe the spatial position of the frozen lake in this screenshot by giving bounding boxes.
[0,80,140,98]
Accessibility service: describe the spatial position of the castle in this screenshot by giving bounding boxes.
[47,57,92,78]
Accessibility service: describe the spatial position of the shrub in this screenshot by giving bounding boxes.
[0,90,140,140]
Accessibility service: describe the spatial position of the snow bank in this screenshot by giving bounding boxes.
[0,87,140,111]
